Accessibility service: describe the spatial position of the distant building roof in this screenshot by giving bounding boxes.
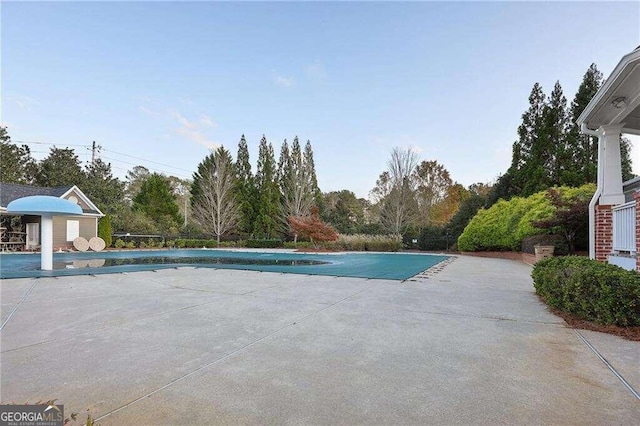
[0,183,71,207]
[0,182,102,215]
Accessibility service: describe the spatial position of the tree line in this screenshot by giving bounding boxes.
[0,63,629,248]
[190,135,321,242]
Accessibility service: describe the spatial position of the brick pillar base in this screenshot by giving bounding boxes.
[595,204,613,262]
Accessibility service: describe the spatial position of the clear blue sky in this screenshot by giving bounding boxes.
[2,1,639,198]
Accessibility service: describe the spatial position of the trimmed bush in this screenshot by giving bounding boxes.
[245,239,283,248]
[532,257,640,326]
[458,184,594,252]
[98,215,113,248]
[174,239,218,248]
[323,234,401,252]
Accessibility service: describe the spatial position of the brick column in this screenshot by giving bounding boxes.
[595,204,613,262]
[635,191,640,272]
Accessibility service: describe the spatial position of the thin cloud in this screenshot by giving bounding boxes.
[137,98,220,150]
[200,115,217,127]
[171,111,220,150]
[306,61,327,81]
[7,95,38,111]
[274,74,294,87]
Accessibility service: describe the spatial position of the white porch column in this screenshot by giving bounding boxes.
[41,213,53,270]
[599,123,625,205]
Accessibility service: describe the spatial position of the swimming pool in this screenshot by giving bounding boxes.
[0,249,449,280]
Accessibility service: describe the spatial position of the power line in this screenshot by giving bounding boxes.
[10,139,192,179]
[101,148,193,174]
[13,140,91,148]
[100,154,191,179]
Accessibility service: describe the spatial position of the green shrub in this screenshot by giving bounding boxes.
[125,241,136,249]
[245,239,283,248]
[173,238,218,248]
[114,238,126,249]
[532,257,640,326]
[98,215,113,248]
[417,226,448,251]
[458,184,594,252]
[323,234,401,252]
[165,240,175,248]
[218,240,240,248]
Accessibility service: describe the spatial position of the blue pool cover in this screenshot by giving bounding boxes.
[0,250,448,281]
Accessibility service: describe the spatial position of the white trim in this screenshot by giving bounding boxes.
[612,200,636,212]
[60,186,104,217]
[577,48,640,128]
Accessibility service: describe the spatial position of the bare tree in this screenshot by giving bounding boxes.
[191,147,239,243]
[371,147,419,234]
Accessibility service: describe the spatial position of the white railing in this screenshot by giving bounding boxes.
[612,201,636,252]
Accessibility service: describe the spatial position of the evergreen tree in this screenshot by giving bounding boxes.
[621,137,635,181]
[543,81,569,186]
[321,190,366,234]
[124,166,151,203]
[277,139,292,186]
[83,158,125,214]
[234,135,258,234]
[0,127,37,184]
[35,147,85,188]
[517,83,548,196]
[133,173,181,233]
[566,64,603,184]
[303,139,322,208]
[279,137,318,241]
[253,135,281,238]
[98,215,113,248]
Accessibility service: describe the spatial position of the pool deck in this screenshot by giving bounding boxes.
[1,255,639,424]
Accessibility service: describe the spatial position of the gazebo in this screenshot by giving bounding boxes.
[577,45,640,271]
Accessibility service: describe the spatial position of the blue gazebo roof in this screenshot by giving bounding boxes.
[7,196,83,216]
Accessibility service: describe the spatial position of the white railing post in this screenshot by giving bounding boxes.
[612,201,636,253]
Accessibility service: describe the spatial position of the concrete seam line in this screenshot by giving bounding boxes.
[94,281,379,422]
[573,329,640,401]
[0,280,38,332]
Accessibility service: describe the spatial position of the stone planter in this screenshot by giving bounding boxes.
[534,244,555,262]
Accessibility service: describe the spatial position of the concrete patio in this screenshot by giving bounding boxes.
[1,255,638,424]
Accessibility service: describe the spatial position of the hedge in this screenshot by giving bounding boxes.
[458,184,594,252]
[323,234,402,252]
[532,257,640,326]
[245,239,284,248]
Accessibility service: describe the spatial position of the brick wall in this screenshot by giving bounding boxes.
[595,204,613,262]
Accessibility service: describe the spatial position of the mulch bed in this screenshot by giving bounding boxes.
[542,301,640,341]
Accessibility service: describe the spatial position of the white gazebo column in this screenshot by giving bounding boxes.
[599,123,625,205]
[40,213,54,270]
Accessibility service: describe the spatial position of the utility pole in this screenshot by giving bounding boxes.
[184,197,188,227]
[90,141,102,165]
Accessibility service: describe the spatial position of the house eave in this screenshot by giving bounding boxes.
[577,47,640,132]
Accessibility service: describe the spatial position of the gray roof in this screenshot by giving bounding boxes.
[0,182,101,215]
